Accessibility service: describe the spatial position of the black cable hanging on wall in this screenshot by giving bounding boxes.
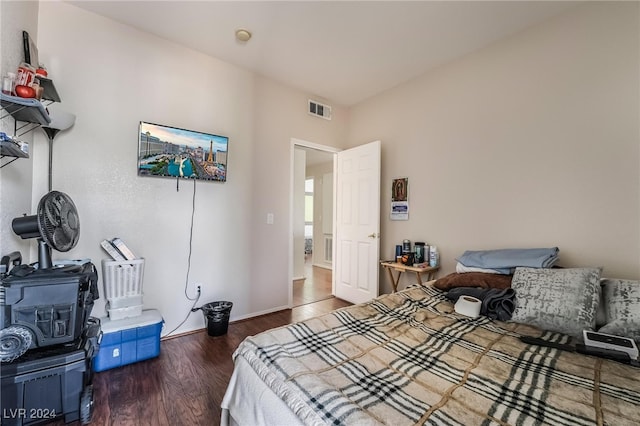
[164,178,200,337]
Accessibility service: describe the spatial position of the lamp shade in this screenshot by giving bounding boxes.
[42,105,76,132]
[40,105,76,191]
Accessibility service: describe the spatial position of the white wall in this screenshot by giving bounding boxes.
[25,1,348,334]
[0,1,38,262]
[247,77,348,313]
[348,2,640,293]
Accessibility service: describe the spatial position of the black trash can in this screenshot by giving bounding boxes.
[199,301,233,337]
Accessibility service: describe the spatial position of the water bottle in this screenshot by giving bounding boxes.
[429,246,439,267]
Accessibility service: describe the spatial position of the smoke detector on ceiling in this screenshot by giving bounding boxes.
[308,99,332,120]
[235,29,252,42]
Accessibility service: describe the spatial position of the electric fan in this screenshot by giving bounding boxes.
[0,191,86,362]
[11,190,80,269]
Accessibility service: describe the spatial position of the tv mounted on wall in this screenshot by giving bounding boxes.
[137,121,229,182]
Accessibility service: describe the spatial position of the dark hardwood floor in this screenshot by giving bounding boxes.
[47,297,350,426]
[293,254,333,306]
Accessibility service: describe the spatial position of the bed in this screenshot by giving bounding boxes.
[221,282,640,425]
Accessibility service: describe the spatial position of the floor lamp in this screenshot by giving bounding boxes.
[41,106,76,192]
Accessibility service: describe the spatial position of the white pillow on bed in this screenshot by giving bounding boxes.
[510,267,601,337]
[599,278,640,343]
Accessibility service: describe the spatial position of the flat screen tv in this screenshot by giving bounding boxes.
[137,121,228,182]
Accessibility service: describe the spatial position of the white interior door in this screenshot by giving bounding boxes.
[334,140,381,304]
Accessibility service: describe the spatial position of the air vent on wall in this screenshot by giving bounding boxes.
[308,99,332,120]
[324,235,333,263]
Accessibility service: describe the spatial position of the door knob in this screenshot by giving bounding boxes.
[368,233,379,238]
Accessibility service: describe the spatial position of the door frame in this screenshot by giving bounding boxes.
[288,138,340,308]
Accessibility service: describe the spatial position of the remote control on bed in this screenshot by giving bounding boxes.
[519,335,639,367]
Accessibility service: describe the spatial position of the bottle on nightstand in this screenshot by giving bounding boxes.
[429,246,439,267]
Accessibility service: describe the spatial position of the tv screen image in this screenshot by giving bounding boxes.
[137,121,229,182]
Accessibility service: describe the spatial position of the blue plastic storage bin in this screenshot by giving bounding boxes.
[94,309,163,372]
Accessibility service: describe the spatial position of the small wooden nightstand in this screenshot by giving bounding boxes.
[380,261,439,292]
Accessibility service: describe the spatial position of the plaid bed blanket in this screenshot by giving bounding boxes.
[233,285,640,425]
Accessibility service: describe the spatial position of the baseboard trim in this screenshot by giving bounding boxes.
[312,263,332,270]
[230,304,291,322]
[161,304,292,340]
[161,328,204,341]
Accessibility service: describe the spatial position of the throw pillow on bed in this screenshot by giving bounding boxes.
[599,279,640,343]
[510,267,601,337]
[433,272,512,291]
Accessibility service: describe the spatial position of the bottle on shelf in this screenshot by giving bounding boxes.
[395,245,403,263]
[2,72,16,95]
[31,78,43,100]
[35,65,48,79]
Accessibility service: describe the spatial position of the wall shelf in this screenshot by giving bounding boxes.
[0,79,63,169]
[0,140,27,157]
[39,77,61,103]
[0,93,51,126]
[1,140,29,168]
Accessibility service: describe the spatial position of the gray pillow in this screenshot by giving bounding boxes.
[599,279,640,342]
[511,267,601,337]
[595,281,607,328]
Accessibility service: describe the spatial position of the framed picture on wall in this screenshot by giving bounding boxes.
[392,177,408,202]
[391,177,409,220]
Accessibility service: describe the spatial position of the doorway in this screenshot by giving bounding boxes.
[291,140,337,307]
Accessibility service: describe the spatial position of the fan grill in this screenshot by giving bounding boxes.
[37,191,80,252]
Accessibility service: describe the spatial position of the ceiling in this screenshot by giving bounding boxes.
[67,1,580,107]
